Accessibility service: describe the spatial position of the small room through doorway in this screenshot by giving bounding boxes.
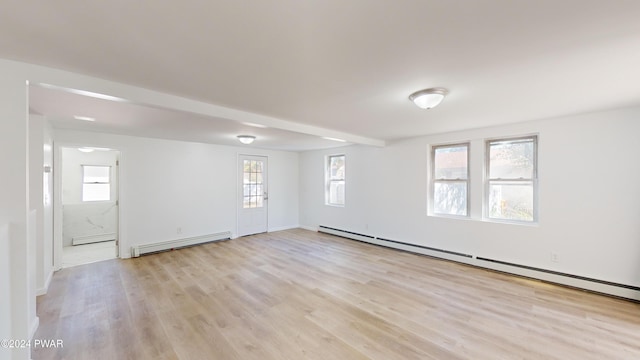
[60,146,120,267]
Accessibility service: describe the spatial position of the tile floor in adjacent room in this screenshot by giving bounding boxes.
[62,240,117,268]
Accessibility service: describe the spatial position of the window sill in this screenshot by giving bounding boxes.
[427,213,471,221]
[427,214,539,227]
[482,218,539,227]
[325,203,345,208]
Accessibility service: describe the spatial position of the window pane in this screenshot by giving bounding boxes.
[243,158,265,208]
[489,182,534,221]
[82,184,110,201]
[434,145,468,180]
[329,181,345,205]
[330,156,345,180]
[83,166,110,183]
[489,139,534,179]
[326,155,345,206]
[434,182,467,216]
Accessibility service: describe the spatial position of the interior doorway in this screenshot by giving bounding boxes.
[59,146,120,267]
[237,155,268,237]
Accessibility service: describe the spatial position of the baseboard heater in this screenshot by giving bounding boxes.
[317,225,640,301]
[130,231,231,257]
[318,225,472,259]
[476,257,640,293]
[72,233,116,246]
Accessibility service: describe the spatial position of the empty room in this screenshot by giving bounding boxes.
[2,1,640,359]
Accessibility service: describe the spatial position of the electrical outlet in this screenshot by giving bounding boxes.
[177,227,182,234]
[550,252,559,263]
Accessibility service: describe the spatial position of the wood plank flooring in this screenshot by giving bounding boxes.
[33,229,640,359]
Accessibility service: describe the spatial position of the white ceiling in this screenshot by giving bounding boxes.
[28,85,353,151]
[4,0,640,150]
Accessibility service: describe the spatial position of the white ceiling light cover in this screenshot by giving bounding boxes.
[409,88,449,109]
[237,135,256,144]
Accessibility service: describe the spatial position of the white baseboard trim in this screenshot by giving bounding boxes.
[72,233,116,246]
[36,268,54,296]
[130,231,232,257]
[299,225,318,232]
[268,225,300,232]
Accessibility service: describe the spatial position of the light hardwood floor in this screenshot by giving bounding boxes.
[34,229,640,359]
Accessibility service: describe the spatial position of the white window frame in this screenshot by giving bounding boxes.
[82,165,111,202]
[430,142,470,217]
[325,154,345,207]
[485,135,538,223]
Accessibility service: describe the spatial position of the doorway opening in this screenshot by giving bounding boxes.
[59,146,120,267]
[237,155,268,237]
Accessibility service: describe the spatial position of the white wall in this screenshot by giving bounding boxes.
[61,148,118,246]
[27,210,38,340]
[54,130,299,258]
[300,106,640,292]
[0,223,11,353]
[0,61,30,360]
[43,120,54,291]
[29,115,55,295]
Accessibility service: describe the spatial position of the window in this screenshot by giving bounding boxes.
[486,136,537,222]
[326,155,345,206]
[243,159,265,208]
[431,143,469,216]
[82,165,111,201]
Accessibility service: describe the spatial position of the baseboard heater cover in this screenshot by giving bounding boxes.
[130,231,231,257]
[317,225,640,301]
[72,233,116,246]
[318,225,375,241]
[318,225,472,259]
[476,257,640,293]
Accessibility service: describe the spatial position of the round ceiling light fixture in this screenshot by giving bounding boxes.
[408,87,449,109]
[237,135,256,145]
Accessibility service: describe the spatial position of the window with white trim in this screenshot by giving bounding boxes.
[82,165,111,202]
[326,155,345,206]
[486,136,537,222]
[431,143,469,216]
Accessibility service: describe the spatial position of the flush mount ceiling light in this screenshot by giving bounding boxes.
[78,147,95,153]
[237,135,256,145]
[408,87,449,109]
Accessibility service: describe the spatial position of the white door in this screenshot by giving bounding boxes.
[237,155,268,237]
